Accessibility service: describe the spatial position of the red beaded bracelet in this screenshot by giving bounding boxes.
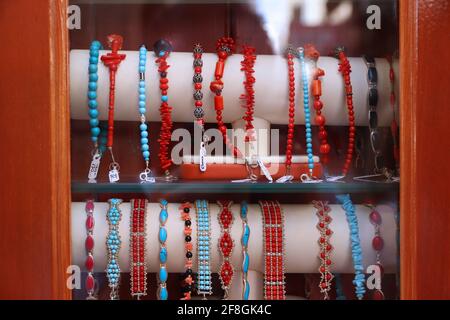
[210,37,242,159]
[130,199,148,299]
[313,200,334,299]
[305,45,331,167]
[240,45,257,143]
[335,47,356,177]
[217,200,235,299]
[154,40,174,179]
[101,34,126,182]
[85,200,96,300]
[367,203,385,300]
[285,47,297,175]
[259,200,286,300]
[180,202,194,300]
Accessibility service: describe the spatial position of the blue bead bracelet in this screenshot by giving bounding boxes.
[240,201,251,300]
[158,199,169,300]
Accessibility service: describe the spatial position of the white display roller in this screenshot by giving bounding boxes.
[71,202,397,274]
[70,50,399,126]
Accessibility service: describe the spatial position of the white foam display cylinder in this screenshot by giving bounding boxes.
[70,50,398,126]
[72,202,397,274]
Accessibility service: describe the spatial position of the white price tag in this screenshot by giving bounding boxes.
[276,175,294,183]
[109,169,120,183]
[199,142,207,172]
[87,152,101,183]
[256,157,273,182]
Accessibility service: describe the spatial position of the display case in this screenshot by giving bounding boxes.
[0,0,449,300]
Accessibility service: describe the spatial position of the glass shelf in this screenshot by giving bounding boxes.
[71,181,399,194]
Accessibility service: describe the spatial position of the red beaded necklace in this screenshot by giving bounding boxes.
[154,40,174,179]
[240,45,257,142]
[210,37,242,159]
[305,45,331,168]
[285,47,296,175]
[335,47,356,177]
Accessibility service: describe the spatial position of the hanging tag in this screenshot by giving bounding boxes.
[139,169,156,183]
[256,157,273,182]
[276,175,294,183]
[199,142,207,172]
[88,152,101,183]
[326,175,345,182]
[109,168,120,183]
[300,174,323,184]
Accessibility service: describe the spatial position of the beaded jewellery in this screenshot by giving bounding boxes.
[137,45,155,183]
[387,55,400,174]
[180,202,194,300]
[106,198,123,300]
[259,200,286,300]
[154,40,175,181]
[313,200,334,300]
[195,200,212,298]
[240,201,251,300]
[101,35,126,183]
[158,199,169,300]
[87,40,103,183]
[217,201,235,299]
[333,47,356,180]
[337,194,365,300]
[192,44,208,172]
[366,203,385,300]
[129,199,148,299]
[84,200,96,299]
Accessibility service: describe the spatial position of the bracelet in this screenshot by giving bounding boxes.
[313,200,333,300]
[154,40,175,180]
[240,45,257,142]
[366,203,385,300]
[337,194,365,300]
[334,47,355,178]
[195,199,212,298]
[259,200,286,300]
[106,198,123,300]
[387,55,400,172]
[87,41,103,183]
[101,35,126,183]
[284,46,297,177]
[217,200,235,299]
[84,200,96,299]
[180,202,194,300]
[130,199,148,299]
[240,201,251,300]
[334,273,347,300]
[298,47,315,179]
[210,37,242,159]
[304,45,331,169]
[192,44,208,172]
[158,199,169,300]
[137,45,154,183]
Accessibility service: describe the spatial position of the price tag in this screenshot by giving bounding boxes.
[231,178,253,183]
[109,169,120,183]
[256,157,273,182]
[199,142,207,172]
[88,152,101,183]
[276,175,294,183]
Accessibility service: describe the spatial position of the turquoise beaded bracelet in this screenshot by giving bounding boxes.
[158,199,169,300]
[240,202,251,300]
[106,198,123,300]
[337,194,366,300]
[195,200,212,298]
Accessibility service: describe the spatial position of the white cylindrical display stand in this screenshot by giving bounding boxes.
[72,202,397,274]
[70,50,398,126]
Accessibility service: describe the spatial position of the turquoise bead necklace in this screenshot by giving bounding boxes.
[137,45,154,183]
[158,199,169,300]
[298,47,315,180]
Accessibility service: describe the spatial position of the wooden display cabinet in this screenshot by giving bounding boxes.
[0,0,449,299]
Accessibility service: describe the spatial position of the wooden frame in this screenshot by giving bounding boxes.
[0,0,449,299]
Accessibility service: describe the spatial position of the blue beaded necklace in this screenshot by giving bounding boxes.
[298,47,315,180]
[87,40,103,183]
[137,45,154,183]
[337,194,366,300]
[158,199,169,300]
